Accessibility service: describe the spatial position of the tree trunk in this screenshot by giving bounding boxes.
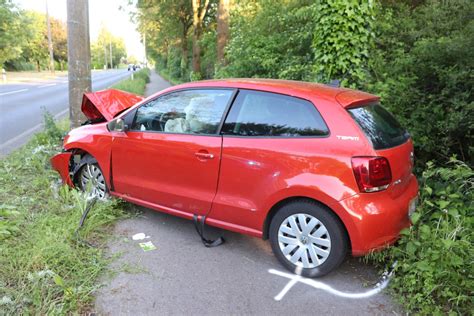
[36,60,40,72]
[191,0,209,76]
[67,0,91,128]
[181,28,188,78]
[217,0,231,66]
[192,0,201,74]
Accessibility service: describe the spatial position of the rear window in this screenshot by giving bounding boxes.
[348,103,409,150]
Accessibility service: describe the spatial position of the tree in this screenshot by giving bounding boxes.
[216,0,231,65]
[191,0,211,77]
[90,26,126,69]
[135,0,193,78]
[0,0,24,69]
[312,1,376,87]
[50,17,67,70]
[218,0,314,80]
[22,11,49,72]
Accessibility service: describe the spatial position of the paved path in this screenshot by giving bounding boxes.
[94,72,401,315]
[144,70,172,97]
[0,69,131,156]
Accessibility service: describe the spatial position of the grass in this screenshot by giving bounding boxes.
[0,115,133,314]
[155,67,185,86]
[111,68,151,95]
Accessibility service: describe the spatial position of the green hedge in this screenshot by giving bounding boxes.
[369,158,473,314]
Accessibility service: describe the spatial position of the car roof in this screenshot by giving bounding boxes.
[171,78,379,108]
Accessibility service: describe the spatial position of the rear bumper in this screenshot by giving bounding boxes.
[50,152,74,187]
[337,174,419,256]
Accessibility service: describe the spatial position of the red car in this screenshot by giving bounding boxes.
[51,79,418,277]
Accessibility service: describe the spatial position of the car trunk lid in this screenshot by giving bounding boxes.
[81,89,143,121]
[376,140,414,198]
[348,102,414,198]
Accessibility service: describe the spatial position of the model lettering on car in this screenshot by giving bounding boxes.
[51,79,419,277]
[336,135,359,141]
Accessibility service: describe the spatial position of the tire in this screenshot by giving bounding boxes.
[77,155,108,199]
[269,200,348,277]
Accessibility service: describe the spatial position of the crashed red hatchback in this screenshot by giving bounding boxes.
[51,79,418,277]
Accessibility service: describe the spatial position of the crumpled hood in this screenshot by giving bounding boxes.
[81,89,144,121]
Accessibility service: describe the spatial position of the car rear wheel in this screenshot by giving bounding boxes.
[269,200,348,277]
[78,158,107,199]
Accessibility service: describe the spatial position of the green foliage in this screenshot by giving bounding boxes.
[91,26,127,69]
[312,0,375,87]
[0,0,24,68]
[43,111,64,141]
[218,0,315,80]
[0,117,130,313]
[368,0,474,166]
[112,68,151,95]
[21,11,49,71]
[200,29,217,79]
[368,158,473,314]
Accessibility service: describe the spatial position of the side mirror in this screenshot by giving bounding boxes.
[107,118,128,132]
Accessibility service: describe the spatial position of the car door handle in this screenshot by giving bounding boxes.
[195,152,214,159]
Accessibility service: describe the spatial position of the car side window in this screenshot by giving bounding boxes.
[221,90,329,137]
[131,89,233,134]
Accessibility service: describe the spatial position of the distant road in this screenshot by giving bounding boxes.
[0,69,131,156]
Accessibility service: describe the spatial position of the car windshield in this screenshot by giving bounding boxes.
[348,103,409,150]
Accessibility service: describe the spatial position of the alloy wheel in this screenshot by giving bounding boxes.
[80,163,107,199]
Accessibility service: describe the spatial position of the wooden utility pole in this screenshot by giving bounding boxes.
[217,0,231,66]
[67,0,91,128]
[46,0,55,73]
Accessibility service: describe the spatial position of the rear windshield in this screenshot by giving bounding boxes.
[348,103,409,150]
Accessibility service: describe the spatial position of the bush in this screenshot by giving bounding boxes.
[368,158,473,314]
[368,1,474,166]
[218,0,315,80]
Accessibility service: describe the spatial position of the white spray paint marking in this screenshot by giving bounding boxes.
[270,261,397,301]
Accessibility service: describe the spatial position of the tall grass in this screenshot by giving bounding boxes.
[0,114,130,314]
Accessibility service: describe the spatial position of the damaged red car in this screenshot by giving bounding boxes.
[51,80,418,277]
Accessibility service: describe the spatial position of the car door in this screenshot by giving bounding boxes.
[111,88,235,216]
[208,90,331,234]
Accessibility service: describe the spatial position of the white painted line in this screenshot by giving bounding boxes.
[0,107,69,150]
[0,88,28,96]
[38,83,57,88]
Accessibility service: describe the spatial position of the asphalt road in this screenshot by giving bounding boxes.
[0,69,131,156]
[94,71,401,315]
[95,207,400,315]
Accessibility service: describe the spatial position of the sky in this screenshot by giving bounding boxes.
[15,0,145,61]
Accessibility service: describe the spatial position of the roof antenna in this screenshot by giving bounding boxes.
[328,79,341,87]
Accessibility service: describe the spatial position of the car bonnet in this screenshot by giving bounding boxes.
[81,88,144,121]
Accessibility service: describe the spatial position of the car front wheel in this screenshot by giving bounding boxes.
[78,158,107,199]
[269,200,348,277]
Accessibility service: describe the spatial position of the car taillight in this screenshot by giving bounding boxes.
[351,157,392,193]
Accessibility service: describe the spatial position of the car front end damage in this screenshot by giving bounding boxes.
[50,151,74,187]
